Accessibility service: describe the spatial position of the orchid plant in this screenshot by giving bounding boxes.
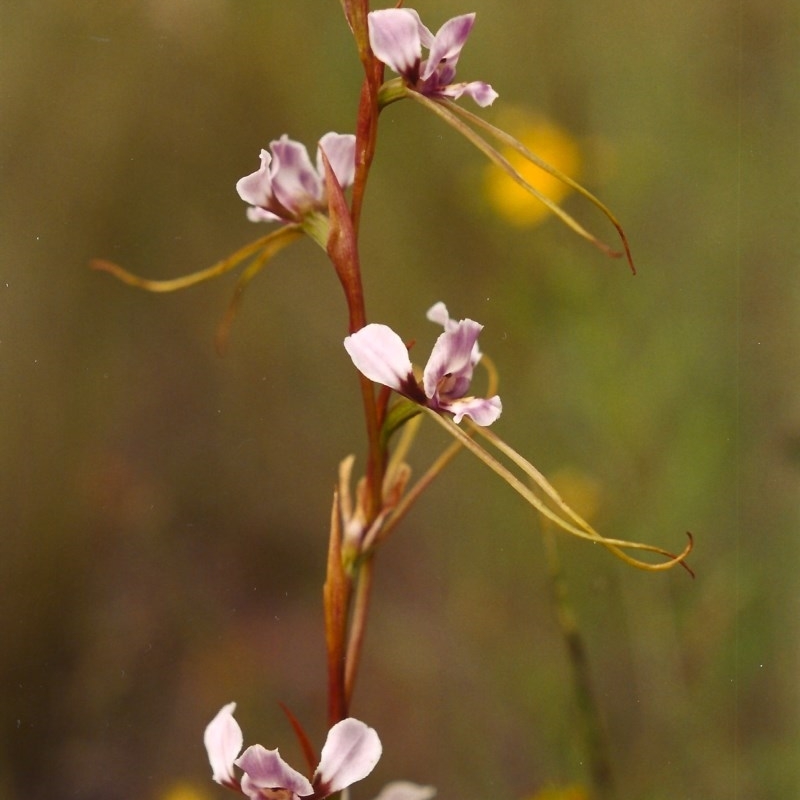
[93,3,693,798]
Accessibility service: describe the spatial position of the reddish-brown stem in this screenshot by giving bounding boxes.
[324,488,351,724]
[350,59,383,238]
[321,20,386,726]
[339,0,370,65]
[320,152,385,524]
[351,53,387,521]
[323,7,390,724]
[278,702,318,776]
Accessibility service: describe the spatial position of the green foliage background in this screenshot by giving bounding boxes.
[1,1,797,798]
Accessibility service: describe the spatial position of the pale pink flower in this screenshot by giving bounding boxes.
[204,704,381,800]
[344,305,502,426]
[368,9,497,107]
[236,133,356,223]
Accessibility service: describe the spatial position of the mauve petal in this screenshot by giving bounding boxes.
[236,745,313,798]
[422,320,482,400]
[426,302,483,367]
[313,718,382,795]
[236,149,275,208]
[368,9,422,76]
[444,395,502,426]
[204,702,243,784]
[344,324,414,392]
[317,132,357,190]
[270,136,324,216]
[373,782,437,800]
[420,13,475,81]
[441,81,499,107]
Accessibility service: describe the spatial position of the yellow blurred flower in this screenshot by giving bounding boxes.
[159,782,212,800]
[484,110,581,227]
[525,783,590,800]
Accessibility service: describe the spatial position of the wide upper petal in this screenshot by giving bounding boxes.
[344,324,414,392]
[270,136,324,217]
[317,132,357,190]
[368,9,422,77]
[422,319,482,400]
[236,150,275,208]
[313,718,382,796]
[204,702,244,785]
[421,13,475,81]
[236,745,314,799]
[426,303,482,370]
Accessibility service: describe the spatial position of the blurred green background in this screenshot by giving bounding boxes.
[1,1,798,798]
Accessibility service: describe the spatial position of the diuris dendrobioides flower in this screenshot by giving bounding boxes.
[204,703,381,800]
[368,9,498,107]
[344,303,501,426]
[236,133,356,224]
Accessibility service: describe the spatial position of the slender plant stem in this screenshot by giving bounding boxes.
[324,22,386,726]
[324,488,352,725]
[344,555,375,705]
[543,528,616,800]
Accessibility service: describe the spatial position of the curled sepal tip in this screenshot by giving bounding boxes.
[423,408,693,574]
